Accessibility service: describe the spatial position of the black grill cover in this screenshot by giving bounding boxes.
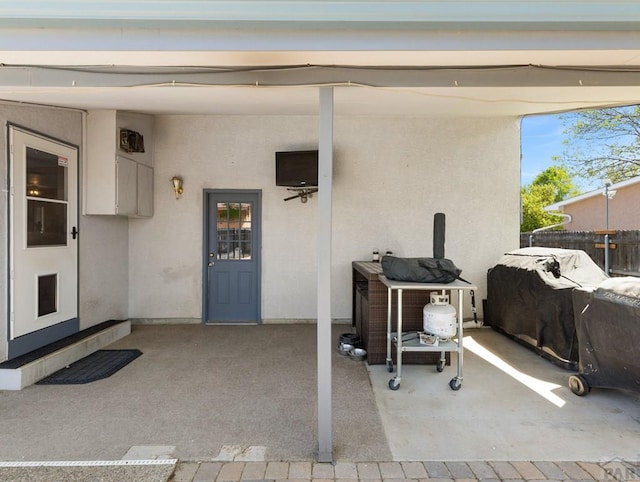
[573,278,640,393]
[486,247,608,368]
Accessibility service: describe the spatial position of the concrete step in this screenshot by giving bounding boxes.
[0,320,131,390]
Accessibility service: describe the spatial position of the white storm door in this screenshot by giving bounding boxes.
[9,128,78,339]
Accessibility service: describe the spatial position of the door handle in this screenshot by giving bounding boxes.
[71,226,78,239]
[208,261,215,267]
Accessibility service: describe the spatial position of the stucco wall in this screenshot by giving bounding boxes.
[129,115,521,321]
[78,214,129,329]
[0,104,129,360]
[561,184,640,231]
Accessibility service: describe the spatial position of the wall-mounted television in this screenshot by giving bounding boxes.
[275,150,318,187]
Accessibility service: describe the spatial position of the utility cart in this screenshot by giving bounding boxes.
[380,275,477,391]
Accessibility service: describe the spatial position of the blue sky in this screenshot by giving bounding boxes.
[521,113,606,193]
[520,114,567,187]
[521,105,640,194]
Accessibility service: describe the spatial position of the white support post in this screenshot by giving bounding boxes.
[317,86,334,463]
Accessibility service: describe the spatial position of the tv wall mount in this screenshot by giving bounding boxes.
[284,187,318,203]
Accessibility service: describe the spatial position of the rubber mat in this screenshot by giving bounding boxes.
[36,349,142,385]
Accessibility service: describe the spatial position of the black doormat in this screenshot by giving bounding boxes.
[36,349,142,385]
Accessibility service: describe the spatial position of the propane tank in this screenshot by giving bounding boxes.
[423,293,457,339]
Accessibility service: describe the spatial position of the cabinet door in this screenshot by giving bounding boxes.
[116,156,137,215]
[137,164,153,217]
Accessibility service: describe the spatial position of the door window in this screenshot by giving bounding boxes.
[26,147,68,247]
[216,202,252,260]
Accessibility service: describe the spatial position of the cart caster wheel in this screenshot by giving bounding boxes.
[569,374,590,396]
[436,360,445,373]
[388,378,400,391]
[386,360,394,373]
[449,378,462,391]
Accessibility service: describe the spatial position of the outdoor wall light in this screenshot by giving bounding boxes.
[602,179,616,230]
[171,176,184,199]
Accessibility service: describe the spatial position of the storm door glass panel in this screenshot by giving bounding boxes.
[25,147,68,247]
[217,202,252,260]
[27,201,67,247]
[38,274,57,317]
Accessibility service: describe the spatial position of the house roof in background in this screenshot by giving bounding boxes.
[545,176,640,211]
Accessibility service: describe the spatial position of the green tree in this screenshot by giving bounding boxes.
[531,165,579,202]
[521,166,578,232]
[556,105,640,184]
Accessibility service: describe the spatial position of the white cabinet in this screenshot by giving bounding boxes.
[136,163,154,217]
[85,110,154,217]
[115,155,138,215]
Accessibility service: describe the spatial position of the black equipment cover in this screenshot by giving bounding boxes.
[485,247,608,368]
[573,278,640,393]
[381,256,462,284]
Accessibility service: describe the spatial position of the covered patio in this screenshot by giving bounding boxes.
[2,1,640,467]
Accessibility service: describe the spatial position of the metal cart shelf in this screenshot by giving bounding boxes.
[380,275,477,391]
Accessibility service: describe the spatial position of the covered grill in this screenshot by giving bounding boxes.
[485,247,608,369]
[570,277,640,395]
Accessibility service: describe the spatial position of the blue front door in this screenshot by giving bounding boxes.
[204,190,261,324]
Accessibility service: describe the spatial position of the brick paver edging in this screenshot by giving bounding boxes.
[170,460,622,482]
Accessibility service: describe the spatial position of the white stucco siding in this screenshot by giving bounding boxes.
[331,116,520,319]
[128,113,520,321]
[78,214,129,328]
[128,115,320,319]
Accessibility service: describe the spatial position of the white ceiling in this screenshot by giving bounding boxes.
[3,47,640,117]
[3,84,640,118]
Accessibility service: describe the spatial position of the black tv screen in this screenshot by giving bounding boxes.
[275,150,318,187]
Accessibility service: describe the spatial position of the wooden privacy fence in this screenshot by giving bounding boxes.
[520,230,640,277]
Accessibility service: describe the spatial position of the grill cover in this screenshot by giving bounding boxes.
[486,247,608,368]
[573,278,640,393]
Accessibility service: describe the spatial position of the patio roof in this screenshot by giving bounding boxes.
[2,1,640,116]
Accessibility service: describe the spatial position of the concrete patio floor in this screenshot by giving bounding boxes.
[0,323,638,481]
[369,327,639,462]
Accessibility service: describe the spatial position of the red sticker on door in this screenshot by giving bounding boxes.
[58,156,68,167]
